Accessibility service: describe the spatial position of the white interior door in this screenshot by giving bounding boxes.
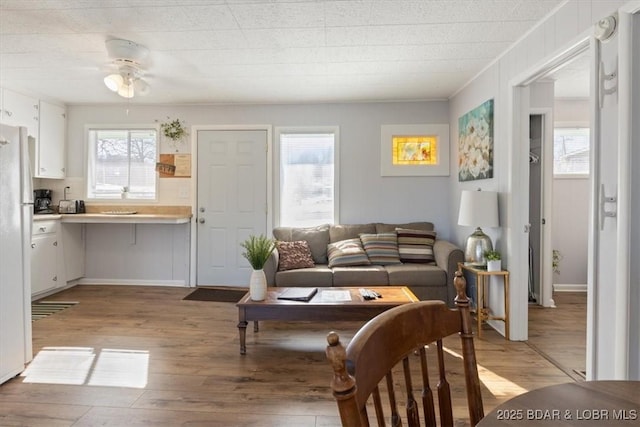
[196,129,267,286]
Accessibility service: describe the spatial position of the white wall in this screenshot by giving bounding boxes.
[64,101,455,238]
[629,9,640,380]
[555,98,590,123]
[448,0,626,342]
[552,178,589,285]
[553,99,590,287]
[450,0,640,380]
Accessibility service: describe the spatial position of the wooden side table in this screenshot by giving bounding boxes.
[458,262,510,340]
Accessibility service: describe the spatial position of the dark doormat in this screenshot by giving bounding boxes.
[183,287,248,303]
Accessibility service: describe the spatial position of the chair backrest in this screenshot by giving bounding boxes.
[326,270,483,427]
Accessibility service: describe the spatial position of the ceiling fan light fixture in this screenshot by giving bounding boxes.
[105,39,149,64]
[133,78,150,96]
[104,73,123,92]
[103,39,151,99]
[117,82,135,98]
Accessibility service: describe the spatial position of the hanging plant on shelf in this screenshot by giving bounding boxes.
[158,117,188,151]
[552,249,562,274]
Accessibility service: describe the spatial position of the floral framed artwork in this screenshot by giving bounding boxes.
[458,99,494,181]
[380,124,449,176]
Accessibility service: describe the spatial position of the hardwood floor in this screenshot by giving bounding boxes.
[0,286,580,426]
[527,292,587,381]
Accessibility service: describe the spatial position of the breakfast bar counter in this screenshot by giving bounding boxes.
[59,213,191,224]
[33,205,192,224]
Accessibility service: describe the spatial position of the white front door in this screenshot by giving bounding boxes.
[196,129,268,286]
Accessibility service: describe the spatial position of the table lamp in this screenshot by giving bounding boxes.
[458,190,499,266]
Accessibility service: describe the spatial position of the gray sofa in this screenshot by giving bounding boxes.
[263,222,463,304]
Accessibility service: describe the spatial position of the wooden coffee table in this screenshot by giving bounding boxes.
[236,286,418,354]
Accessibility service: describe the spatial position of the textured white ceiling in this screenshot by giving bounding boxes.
[0,0,565,105]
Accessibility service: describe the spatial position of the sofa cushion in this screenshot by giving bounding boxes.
[275,265,333,287]
[329,223,376,243]
[273,224,330,264]
[385,263,446,287]
[359,233,402,265]
[376,222,434,233]
[396,228,437,263]
[276,241,315,271]
[332,265,388,286]
[327,238,371,268]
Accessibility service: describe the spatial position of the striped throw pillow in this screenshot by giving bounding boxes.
[359,233,402,265]
[327,238,371,268]
[396,228,437,263]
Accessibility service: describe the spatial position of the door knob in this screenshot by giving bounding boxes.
[199,218,205,224]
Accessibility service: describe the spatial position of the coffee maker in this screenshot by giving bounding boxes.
[33,189,54,214]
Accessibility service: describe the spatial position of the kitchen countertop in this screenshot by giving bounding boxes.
[59,213,191,224]
[33,205,192,224]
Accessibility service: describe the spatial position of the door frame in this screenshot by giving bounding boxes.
[529,108,555,308]
[508,36,591,342]
[509,3,639,378]
[189,124,273,287]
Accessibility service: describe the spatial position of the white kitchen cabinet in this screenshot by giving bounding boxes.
[31,220,63,297]
[0,88,39,140]
[62,223,85,282]
[36,100,66,178]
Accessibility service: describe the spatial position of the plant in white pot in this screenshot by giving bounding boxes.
[240,234,276,301]
[485,250,502,272]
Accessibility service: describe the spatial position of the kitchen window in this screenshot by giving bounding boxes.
[275,127,339,227]
[86,127,158,200]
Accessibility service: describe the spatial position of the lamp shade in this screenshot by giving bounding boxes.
[458,190,499,227]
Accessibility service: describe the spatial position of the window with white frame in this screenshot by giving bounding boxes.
[87,128,158,200]
[553,127,590,176]
[276,128,338,227]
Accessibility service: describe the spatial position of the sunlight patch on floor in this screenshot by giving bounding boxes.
[21,347,94,385]
[88,348,149,388]
[21,347,149,388]
[444,346,528,398]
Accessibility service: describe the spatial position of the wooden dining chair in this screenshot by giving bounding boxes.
[326,270,484,426]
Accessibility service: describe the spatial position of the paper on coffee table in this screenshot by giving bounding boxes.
[319,289,352,302]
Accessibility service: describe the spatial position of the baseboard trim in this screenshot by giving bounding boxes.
[553,284,587,292]
[78,278,188,287]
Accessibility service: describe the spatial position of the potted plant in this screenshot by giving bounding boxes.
[160,117,187,141]
[159,117,188,151]
[240,235,276,301]
[552,249,562,274]
[484,250,502,272]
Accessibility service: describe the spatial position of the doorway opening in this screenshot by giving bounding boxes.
[524,49,591,379]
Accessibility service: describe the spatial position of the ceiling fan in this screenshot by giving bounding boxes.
[103,39,151,98]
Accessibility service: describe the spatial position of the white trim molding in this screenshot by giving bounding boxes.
[553,284,588,292]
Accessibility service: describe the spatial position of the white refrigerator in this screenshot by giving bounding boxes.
[0,124,33,385]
